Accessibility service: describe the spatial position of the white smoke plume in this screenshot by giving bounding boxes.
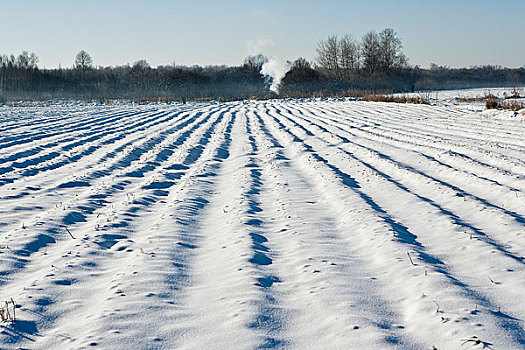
[248,38,290,94]
[261,57,290,94]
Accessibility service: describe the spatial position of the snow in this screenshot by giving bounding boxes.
[0,94,524,349]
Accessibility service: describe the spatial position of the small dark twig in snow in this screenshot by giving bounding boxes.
[461,338,481,346]
[65,227,76,239]
[433,300,441,313]
[460,336,492,348]
[407,252,415,266]
[10,299,15,322]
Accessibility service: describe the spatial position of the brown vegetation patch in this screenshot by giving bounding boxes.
[486,98,524,111]
[360,94,430,104]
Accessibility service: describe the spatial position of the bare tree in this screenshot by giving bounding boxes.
[361,31,381,74]
[339,34,360,77]
[132,59,150,71]
[74,50,93,71]
[316,35,339,73]
[378,28,407,72]
[243,54,268,71]
[131,59,151,92]
[16,51,39,69]
[291,57,312,70]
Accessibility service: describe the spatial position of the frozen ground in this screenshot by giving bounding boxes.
[0,95,524,349]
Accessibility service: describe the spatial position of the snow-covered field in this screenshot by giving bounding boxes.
[0,97,524,349]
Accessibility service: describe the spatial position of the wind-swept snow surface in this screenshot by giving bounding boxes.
[0,100,524,349]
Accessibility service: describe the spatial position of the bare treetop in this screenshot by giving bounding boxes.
[75,50,93,71]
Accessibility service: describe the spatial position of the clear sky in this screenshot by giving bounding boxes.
[1,0,524,69]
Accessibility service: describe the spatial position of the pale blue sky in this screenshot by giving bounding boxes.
[1,0,524,68]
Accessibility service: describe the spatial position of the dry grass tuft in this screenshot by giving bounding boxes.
[503,87,523,99]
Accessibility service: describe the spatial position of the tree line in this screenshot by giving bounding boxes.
[316,29,407,76]
[1,29,524,102]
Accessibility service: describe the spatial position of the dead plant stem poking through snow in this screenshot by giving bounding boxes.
[0,299,16,323]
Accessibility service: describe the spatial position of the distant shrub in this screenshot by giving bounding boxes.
[361,94,430,105]
[502,100,525,111]
[484,92,498,100]
[192,97,216,102]
[485,98,500,109]
[132,97,180,104]
[456,96,485,102]
[485,98,524,111]
[503,87,523,99]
